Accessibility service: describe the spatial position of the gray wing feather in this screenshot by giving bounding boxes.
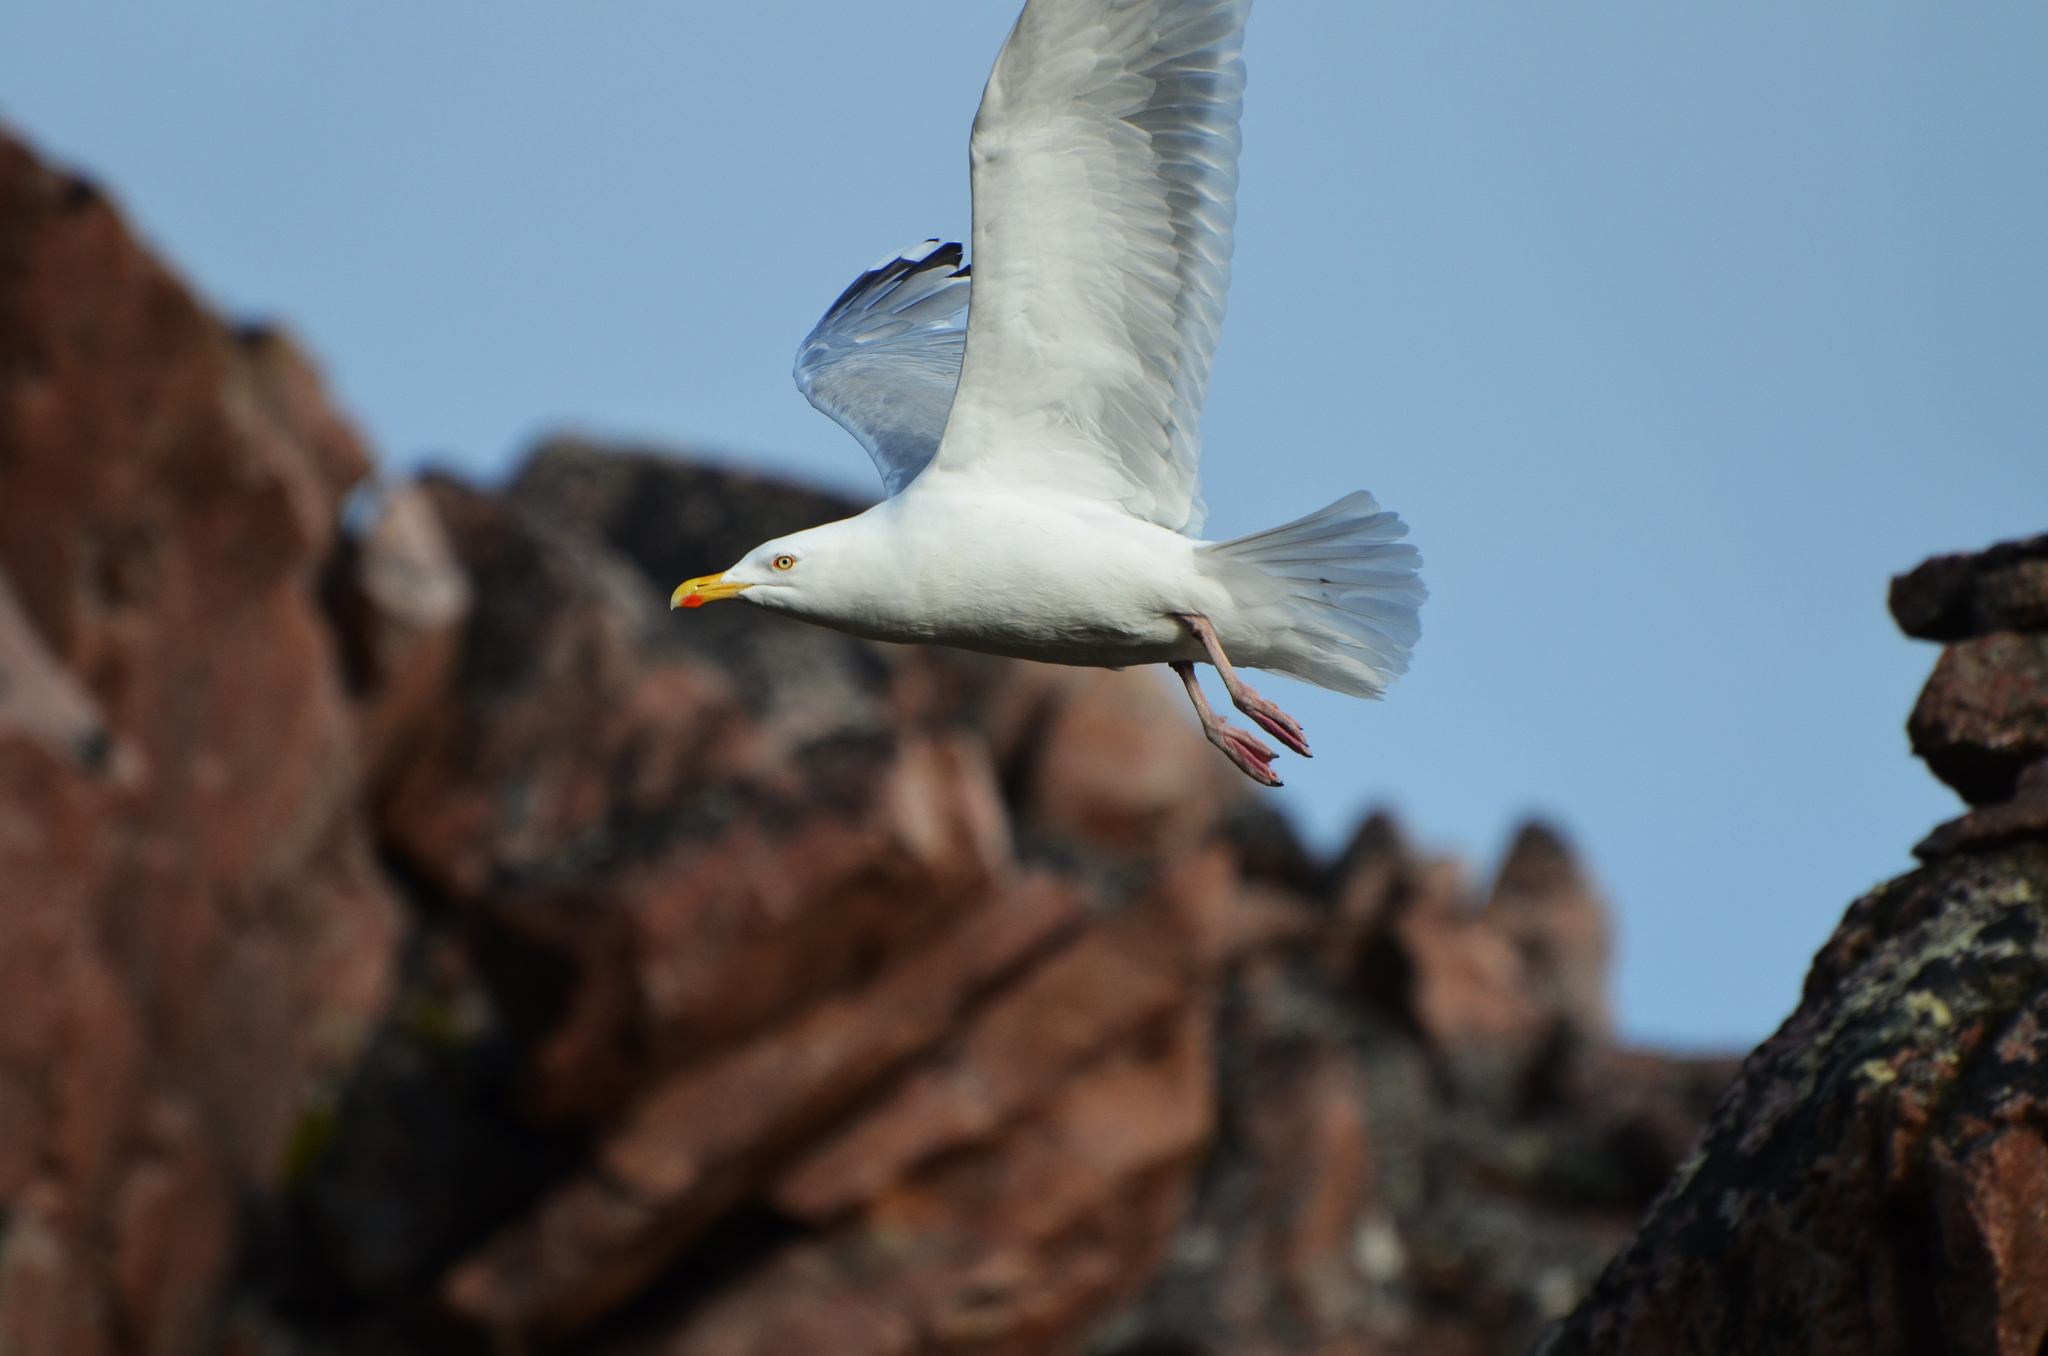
[933,0,1247,536]
[792,240,972,497]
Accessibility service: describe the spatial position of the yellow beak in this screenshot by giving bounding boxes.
[670,572,752,609]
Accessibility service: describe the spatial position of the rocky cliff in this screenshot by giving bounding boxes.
[0,129,400,1356]
[1536,534,2048,1356]
[3,123,2042,1356]
[277,440,1723,1356]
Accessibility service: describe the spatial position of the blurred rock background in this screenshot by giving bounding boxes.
[3,126,2044,1356]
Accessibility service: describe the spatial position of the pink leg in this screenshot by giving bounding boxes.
[1177,615,1312,758]
[1172,661,1282,786]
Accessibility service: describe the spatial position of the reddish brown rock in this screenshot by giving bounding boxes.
[0,1179,112,1356]
[1325,812,1408,960]
[1900,533,2048,814]
[657,1003,1215,1356]
[1022,665,1237,856]
[0,127,399,1356]
[472,724,1020,1128]
[1916,757,2048,860]
[1238,1045,1379,1334]
[368,461,1073,1131]
[323,481,472,796]
[440,828,1260,1349]
[1905,534,2048,842]
[0,564,110,769]
[1099,820,1717,1356]
[1326,817,1618,1108]
[108,1099,236,1356]
[620,730,1015,1073]
[1481,823,1612,1048]
[445,872,1088,1336]
[373,474,748,902]
[360,443,1281,1356]
[1931,1125,2048,1356]
[1908,630,2048,806]
[264,436,1260,1356]
[771,849,1235,1224]
[1889,534,2048,641]
[1338,826,1542,1070]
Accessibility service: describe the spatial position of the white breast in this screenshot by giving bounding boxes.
[835,476,1230,667]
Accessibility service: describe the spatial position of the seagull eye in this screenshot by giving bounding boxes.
[772,554,796,571]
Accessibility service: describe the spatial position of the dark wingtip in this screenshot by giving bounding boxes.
[822,240,967,318]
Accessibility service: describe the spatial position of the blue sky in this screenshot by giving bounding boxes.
[6,2,2043,1048]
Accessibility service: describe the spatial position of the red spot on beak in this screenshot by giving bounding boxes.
[681,594,705,608]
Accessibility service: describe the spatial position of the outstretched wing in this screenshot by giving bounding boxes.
[793,240,972,498]
[930,0,1248,536]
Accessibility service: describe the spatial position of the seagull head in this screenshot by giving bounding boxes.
[668,516,882,621]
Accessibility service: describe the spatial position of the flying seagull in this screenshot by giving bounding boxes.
[673,0,1424,786]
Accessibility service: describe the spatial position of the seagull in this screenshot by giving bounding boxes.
[673,0,1424,786]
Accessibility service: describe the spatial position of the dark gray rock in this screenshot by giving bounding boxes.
[1537,840,2048,1356]
[1889,535,2048,642]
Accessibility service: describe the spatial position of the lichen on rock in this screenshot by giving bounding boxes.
[1540,534,2048,1356]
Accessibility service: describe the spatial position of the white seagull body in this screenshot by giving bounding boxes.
[674,0,1425,785]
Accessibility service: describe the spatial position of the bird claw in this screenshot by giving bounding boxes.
[1208,720,1283,787]
[1171,650,1289,787]
[1235,684,1311,758]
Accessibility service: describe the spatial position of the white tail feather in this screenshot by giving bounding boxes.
[1200,491,1425,699]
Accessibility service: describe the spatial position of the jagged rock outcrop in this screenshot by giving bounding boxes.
[0,130,399,1356]
[267,437,1735,1356]
[269,439,1257,1356]
[1539,533,2048,1356]
[1899,535,2048,852]
[1098,819,1730,1356]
